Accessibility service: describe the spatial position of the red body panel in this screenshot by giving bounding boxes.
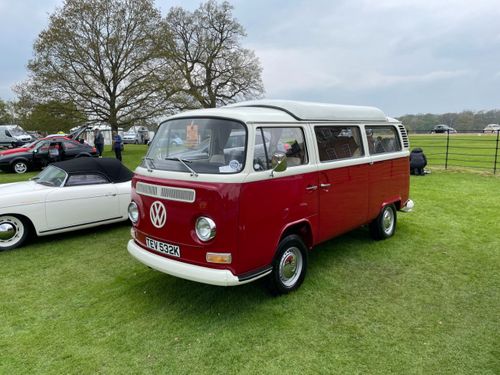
[132,175,241,275]
[0,147,31,155]
[318,163,370,241]
[368,157,410,218]
[238,172,319,273]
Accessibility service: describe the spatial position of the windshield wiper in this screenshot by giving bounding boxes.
[165,157,198,177]
[143,157,156,172]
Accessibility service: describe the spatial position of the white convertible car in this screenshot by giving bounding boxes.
[0,157,133,250]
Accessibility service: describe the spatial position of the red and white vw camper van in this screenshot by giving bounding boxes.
[127,100,413,294]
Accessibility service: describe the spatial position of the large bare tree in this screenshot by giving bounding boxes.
[163,0,264,109]
[22,0,179,130]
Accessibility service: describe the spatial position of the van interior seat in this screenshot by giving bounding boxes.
[287,157,302,166]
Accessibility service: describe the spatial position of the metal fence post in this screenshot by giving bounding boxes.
[494,130,499,175]
[445,129,450,169]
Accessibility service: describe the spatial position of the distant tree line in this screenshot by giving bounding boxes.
[5,0,264,133]
[398,110,500,133]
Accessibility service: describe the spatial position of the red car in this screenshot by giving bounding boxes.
[0,136,70,156]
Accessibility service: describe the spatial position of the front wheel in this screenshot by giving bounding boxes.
[0,215,29,250]
[268,234,308,295]
[369,204,397,240]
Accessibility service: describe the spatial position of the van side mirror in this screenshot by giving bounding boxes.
[270,152,287,176]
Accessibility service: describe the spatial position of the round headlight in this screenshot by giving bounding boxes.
[195,216,216,242]
[128,201,139,224]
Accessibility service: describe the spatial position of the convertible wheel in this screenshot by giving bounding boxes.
[0,215,29,251]
[13,161,28,174]
[369,204,397,240]
[268,234,307,295]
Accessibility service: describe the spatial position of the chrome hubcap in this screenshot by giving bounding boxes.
[279,247,303,287]
[14,163,27,173]
[0,216,23,247]
[0,223,16,240]
[382,208,394,235]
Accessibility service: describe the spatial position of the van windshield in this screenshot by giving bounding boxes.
[7,127,25,136]
[144,118,247,174]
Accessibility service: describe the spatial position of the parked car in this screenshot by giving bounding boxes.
[170,136,184,146]
[483,124,500,133]
[0,136,70,157]
[0,138,97,174]
[0,157,133,250]
[430,124,457,134]
[122,126,150,144]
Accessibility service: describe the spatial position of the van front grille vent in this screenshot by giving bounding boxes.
[398,124,410,149]
[136,182,196,203]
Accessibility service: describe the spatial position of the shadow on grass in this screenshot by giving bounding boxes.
[121,225,387,321]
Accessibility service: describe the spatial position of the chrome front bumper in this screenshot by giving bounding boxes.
[128,240,243,286]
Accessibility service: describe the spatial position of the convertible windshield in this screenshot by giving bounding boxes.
[144,118,247,174]
[34,165,67,187]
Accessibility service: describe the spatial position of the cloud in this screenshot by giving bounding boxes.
[1,0,500,114]
[255,42,474,95]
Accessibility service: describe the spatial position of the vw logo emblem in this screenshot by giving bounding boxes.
[150,201,167,228]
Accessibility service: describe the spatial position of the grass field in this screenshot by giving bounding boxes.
[1,144,499,374]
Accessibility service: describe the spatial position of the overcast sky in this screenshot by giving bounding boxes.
[1,0,499,116]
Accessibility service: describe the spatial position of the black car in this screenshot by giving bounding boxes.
[430,124,457,134]
[0,139,98,174]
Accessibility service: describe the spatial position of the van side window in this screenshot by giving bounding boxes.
[253,127,307,171]
[314,126,364,162]
[366,127,402,154]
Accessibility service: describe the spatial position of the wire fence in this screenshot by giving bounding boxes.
[409,130,500,174]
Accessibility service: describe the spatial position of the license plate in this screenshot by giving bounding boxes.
[145,237,181,258]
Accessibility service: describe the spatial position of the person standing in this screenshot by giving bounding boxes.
[94,128,104,157]
[112,130,123,161]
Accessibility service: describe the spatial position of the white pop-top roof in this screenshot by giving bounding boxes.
[167,100,388,124]
[227,100,388,122]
